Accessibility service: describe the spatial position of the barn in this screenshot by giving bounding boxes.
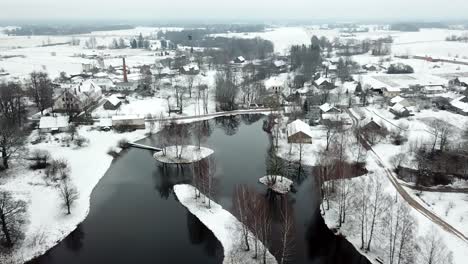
[287,120,313,144]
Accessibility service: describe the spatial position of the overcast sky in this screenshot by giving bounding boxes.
[2,0,468,21]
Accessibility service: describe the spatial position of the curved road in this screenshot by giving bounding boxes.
[347,108,468,244]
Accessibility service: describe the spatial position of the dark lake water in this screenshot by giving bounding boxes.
[30,115,369,264]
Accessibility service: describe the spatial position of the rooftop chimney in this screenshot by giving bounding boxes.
[123,57,128,83]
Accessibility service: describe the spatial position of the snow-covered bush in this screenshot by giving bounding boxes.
[29,149,51,170]
[74,136,89,147]
[118,139,130,149]
[44,158,70,182]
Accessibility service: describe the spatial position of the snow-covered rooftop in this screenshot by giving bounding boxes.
[39,116,69,129]
[265,77,283,89]
[390,103,408,113]
[106,95,121,106]
[450,96,468,113]
[287,119,313,138]
[319,103,340,113]
[99,118,112,127]
[390,96,405,104]
[315,77,330,86]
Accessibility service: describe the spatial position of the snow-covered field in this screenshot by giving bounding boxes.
[173,184,277,264]
[0,127,147,263]
[404,188,468,236]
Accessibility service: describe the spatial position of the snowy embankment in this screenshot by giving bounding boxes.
[259,176,293,194]
[1,127,147,263]
[173,184,277,264]
[153,145,213,164]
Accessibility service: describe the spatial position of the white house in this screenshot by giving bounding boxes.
[39,116,69,133]
[234,56,246,63]
[422,85,445,95]
[319,103,341,113]
[91,78,115,91]
[265,78,284,94]
[54,80,102,112]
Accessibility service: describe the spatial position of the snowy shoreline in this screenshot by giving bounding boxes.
[153,145,214,164]
[1,127,147,263]
[174,184,277,264]
[258,175,293,194]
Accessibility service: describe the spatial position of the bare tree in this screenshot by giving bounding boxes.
[215,69,239,111]
[354,177,371,250]
[419,228,453,264]
[0,191,26,247]
[324,120,343,151]
[438,125,453,152]
[257,197,272,264]
[68,124,77,141]
[429,120,443,154]
[184,74,197,98]
[58,179,79,215]
[233,184,252,251]
[28,71,53,115]
[29,149,51,170]
[0,82,26,127]
[279,199,295,264]
[385,197,417,264]
[390,153,406,174]
[0,117,25,169]
[365,177,387,251]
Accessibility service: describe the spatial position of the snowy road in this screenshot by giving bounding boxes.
[347,108,468,243]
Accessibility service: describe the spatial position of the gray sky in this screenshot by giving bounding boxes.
[2,0,468,21]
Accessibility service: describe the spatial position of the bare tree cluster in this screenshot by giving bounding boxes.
[0,191,26,248]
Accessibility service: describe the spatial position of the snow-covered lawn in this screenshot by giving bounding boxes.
[0,127,147,263]
[276,124,328,166]
[258,175,293,194]
[404,188,468,236]
[173,184,277,264]
[153,145,214,164]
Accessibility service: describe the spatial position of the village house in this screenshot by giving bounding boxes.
[449,77,468,88]
[383,87,401,97]
[389,96,412,107]
[180,64,200,75]
[54,80,102,113]
[272,60,288,72]
[234,56,246,64]
[82,63,93,72]
[422,85,445,95]
[103,95,122,110]
[390,103,411,117]
[113,81,138,92]
[449,96,468,116]
[319,103,341,114]
[361,118,382,131]
[287,119,313,144]
[91,78,115,92]
[314,77,334,90]
[39,116,69,133]
[265,77,284,95]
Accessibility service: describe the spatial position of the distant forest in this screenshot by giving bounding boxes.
[158,25,272,60]
[3,24,135,36]
[390,22,448,32]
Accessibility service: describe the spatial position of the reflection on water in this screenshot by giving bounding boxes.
[29,115,369,264]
